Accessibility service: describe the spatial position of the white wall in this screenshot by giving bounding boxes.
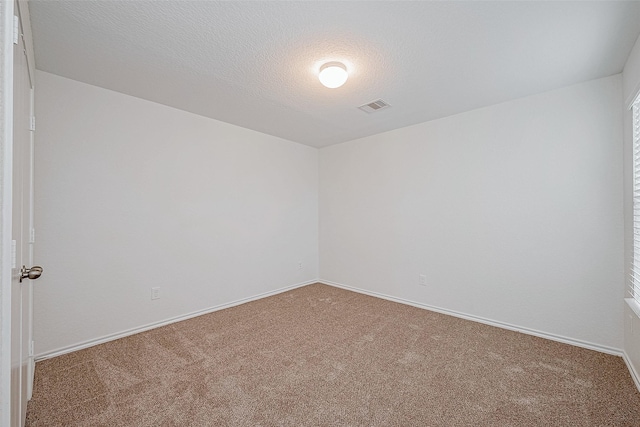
[34,71,319,356]
[623,35,640,109]
[320,75,624,351]
[623,34,640,385]
[34,67,628,359]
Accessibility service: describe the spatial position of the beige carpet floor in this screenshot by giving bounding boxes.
[26,283,640,426]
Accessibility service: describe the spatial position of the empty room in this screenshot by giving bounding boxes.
[3,0,640,426]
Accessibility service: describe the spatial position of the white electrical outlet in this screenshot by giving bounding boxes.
[151,287,160,300]
[298,261,303,269]
[418,274,427,286]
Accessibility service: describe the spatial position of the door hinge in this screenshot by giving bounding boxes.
[30,228,35,244]
[11,240,16,269]
[29,340,34,357]
[30,116,35,132]
[13,16,19,45]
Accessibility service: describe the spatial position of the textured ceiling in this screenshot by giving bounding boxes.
[29,1,640,148]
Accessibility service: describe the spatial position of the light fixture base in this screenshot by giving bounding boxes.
[319,61,348,89]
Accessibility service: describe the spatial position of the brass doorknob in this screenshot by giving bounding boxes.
[20,265,42,283]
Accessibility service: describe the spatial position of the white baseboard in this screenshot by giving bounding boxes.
[623,351,640,393]
[37,278,625,364]
[320,280,623,357]
[36,279,319,361]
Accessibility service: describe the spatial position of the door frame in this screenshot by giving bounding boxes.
[26,85,34,402]
[1,0,17,424]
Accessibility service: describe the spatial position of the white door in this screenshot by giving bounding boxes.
[11,2,36,425]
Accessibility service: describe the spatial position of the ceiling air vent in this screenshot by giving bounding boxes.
[358,99,391,114]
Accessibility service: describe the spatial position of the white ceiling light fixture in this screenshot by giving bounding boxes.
[318,62,348,88]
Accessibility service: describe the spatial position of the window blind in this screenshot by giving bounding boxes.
[631,95,640,304]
